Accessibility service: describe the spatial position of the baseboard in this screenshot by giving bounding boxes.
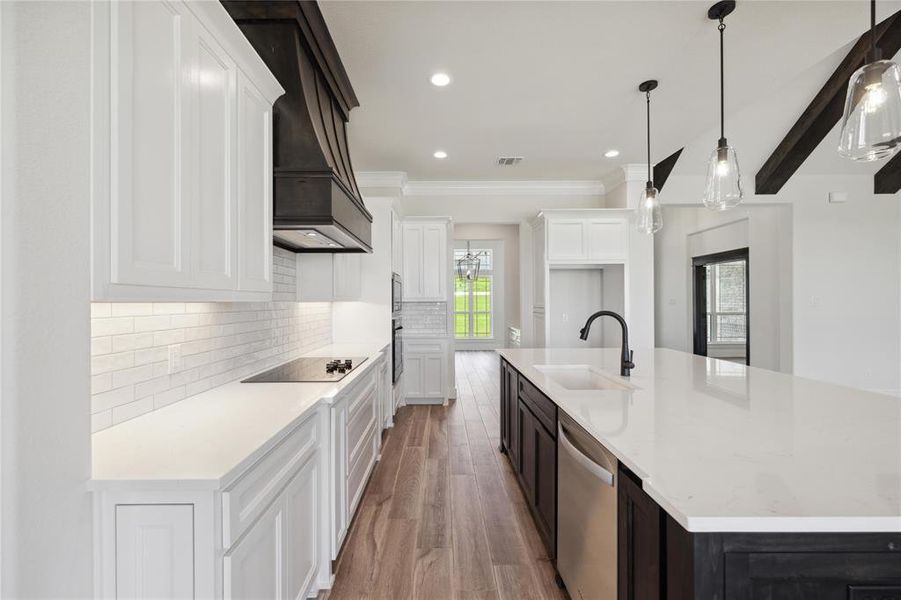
[404,397,445,405]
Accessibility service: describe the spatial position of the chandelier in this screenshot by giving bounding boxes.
[456,242,485,281]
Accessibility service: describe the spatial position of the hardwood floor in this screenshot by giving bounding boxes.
[322,351,566,600]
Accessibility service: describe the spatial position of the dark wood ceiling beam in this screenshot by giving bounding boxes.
[755,11,901,195]
[654,147,684,192]
[875,149,901,193]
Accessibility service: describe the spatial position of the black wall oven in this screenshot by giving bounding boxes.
[392,318,403,383]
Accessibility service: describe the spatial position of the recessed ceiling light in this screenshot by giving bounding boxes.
[430,72,451,87]
[433,150,448,159]
[604,149,620,158]
[306,232,317,237]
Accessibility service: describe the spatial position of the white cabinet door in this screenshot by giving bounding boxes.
[296,254,361,301]
[547,219,587,261]
[189,23,237,290]
[405,355,423,396]
[329,398,348,559]
[296,254,334,302]
[532,222,546,308]
[421,223,447,301]
[285,458,319,600]
[402,224,424,299]
[116,504,194,600]
[422,355,444,398]
[224,500,284,600]
[110,0,193,289]
[333,254,362,300]
[236,71,273,293]
[586,219,628,261]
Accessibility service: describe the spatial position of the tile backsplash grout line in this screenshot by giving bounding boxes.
[89,246,333,433]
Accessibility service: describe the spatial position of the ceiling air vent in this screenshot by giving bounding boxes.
[496,156,524,166]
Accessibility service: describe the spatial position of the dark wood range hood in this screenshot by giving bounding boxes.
[223,1,372,253]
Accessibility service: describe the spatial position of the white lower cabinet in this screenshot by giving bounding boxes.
[329,363,380,559]
[93,355,388,599]
[115,504,195,600]
[285,459,320,600]
[404,338,448,403]
[224,500,284,600]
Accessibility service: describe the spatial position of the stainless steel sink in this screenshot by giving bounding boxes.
[534,365,631,391]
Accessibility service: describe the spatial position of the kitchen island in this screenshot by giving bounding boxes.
[497,347,901,599]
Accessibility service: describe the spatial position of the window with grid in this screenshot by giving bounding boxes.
[706,260,747,344]
[454,248,493,339]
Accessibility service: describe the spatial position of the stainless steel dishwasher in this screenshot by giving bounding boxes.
[557,413,618,600]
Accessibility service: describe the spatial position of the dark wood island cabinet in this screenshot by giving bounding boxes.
[498,356,901,600]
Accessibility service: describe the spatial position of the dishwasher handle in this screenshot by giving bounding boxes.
[558,423,615,487]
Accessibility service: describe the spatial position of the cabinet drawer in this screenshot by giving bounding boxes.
[347,417,377,518]
[222,413,318,549]
[347,383,376,466]
[342,366,377,416]
[405,340,445,354]
[519,376,556,435]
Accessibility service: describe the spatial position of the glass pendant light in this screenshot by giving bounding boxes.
[837,0,901,161]
[703,1,743,211]
[637,80,662,234]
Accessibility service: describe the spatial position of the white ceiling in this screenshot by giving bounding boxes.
[320,0,901,182]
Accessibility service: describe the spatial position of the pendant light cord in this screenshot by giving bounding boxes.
[646,90,652,186]
[871,0,877,62]
[719,18,726,143]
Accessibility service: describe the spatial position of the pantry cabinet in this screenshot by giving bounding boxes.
[91,0,283,302]
[402,218,451,302]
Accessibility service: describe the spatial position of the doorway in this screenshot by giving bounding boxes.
[692,248,749,365]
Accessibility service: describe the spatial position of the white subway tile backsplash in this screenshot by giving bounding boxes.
[111,332,154,353]
[111,302,154,317]
[112,397,154,425]
[90,246,332,431]
[92,317,134,337]
[91,336,112,356]
[133,315,172,332]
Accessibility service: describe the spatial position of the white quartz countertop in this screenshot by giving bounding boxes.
[497,347,901,533]
[91,343,388,490]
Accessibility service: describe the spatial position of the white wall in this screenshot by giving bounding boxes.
[453,223,521,331]
[658,172,899,393]
[1,2,93,595]
[654,205,792,373]
[791,181,900,394]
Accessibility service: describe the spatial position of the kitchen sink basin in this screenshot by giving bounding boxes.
[534,364,631,391]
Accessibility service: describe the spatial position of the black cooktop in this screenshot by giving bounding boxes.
[242,357,367,383]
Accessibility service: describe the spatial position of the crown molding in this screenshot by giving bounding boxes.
[404,179,604,197]
[602,164,648,191]
[355,171,408,190]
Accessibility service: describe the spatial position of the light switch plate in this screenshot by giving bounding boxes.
[168,344,183,374]
[828,191,848,203]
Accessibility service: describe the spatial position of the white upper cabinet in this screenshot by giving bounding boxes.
[91,0,283,301]
[391,209,403,275]
[545,216,627,263]
[402,219,449,302]
[296,253,362,302]
[236,72,273,293]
